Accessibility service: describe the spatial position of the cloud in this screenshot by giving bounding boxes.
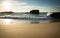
[0,0,60,12]
[11,1,27,6]
[8,0,60,12]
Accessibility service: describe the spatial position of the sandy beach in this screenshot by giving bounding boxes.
[0,19,60,38]
[0,0,60,38]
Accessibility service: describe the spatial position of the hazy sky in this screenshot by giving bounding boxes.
[0,0,60,12]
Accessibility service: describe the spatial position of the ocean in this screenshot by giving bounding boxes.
[0,12,54,24]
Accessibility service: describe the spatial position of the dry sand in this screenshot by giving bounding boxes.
[0,19,60,38]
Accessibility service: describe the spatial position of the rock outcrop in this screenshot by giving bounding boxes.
[50,12,60,19]
[30,10,39,14]
[0,11,14,14]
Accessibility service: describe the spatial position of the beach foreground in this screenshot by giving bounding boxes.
[0,19,60,38]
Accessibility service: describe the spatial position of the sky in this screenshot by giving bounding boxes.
[0,0,60,12]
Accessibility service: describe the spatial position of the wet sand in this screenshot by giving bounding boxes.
[0,19,60,38]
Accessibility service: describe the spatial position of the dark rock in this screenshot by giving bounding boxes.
[0,11,14,14]
[50,12,60,19]
[30,10,39,14]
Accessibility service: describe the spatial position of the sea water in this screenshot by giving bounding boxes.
[0,12,53,24]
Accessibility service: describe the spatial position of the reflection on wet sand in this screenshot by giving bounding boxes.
[0,19,60,38]
[30,20,40,24]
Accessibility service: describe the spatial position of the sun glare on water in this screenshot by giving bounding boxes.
[2,19,12,24]
[2,1,12,11]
